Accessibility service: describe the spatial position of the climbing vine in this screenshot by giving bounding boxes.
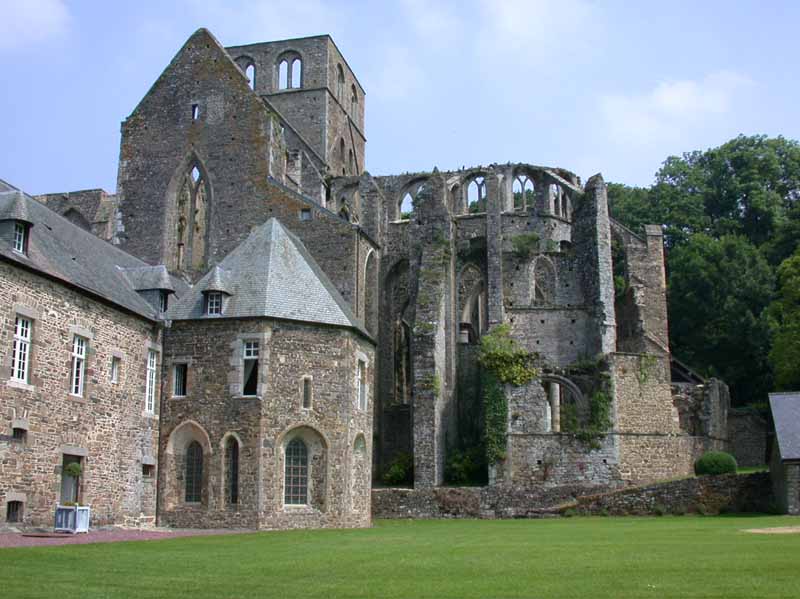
[561,389,613,450]
[511,233,540,259]
[478,324,538,386]
[483,372,508,464]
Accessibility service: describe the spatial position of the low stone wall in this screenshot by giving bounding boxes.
[572,472,773,516]
[372,472,773,519]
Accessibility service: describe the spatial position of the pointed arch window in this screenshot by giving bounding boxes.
[277,52,302,90]
[185,441,203,503]
[174,162,209,272]
[336,64,345,101]
[467,176,487,213]
[350,85,358,116]
[513,175,535,211]
[225,437,239,505]
[284,438,308,505]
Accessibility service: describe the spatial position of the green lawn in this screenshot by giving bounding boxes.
[2,516,800,598]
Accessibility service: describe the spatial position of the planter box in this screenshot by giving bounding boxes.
[54,505,91,533]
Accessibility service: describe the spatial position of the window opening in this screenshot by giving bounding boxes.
[513,175,535,210]
[6,501,22,523]
[142,464,155,477]
[226,437,239,505]
[243,341,259,396]
[284,438,308,505]
[191,104,199,121]
[350,85,358,115]
[300,208,312,221]
[145,350,157,414]
[278,60,289,89]
[468,177,486,213]
[302,378,312,409]
[245,64,255,89]
[291,58,302,89]
[12,427,26,442]
[110,356,120,384]
[348,149,354,175]
[173,363,187,397]
[357,360,367,411]
[11,316,31,383]
[185,441,203,503]
[207,292,222,315]
[60,455,81,504]
[13,222,27,254]
[336,64,345,101]
[70,335,86,397]
[159,291,169,312]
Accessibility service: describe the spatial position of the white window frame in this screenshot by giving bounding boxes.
[207,292,222,316]
[13,222,27,254]
[11,316,31,383]
[173,362,188,397]
[357,360,367,411]
[70,335,87,397]
[110,356,121,384]
[145,350,158,414]
[242,341,260,397]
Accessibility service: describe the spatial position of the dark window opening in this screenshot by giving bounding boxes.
[12,428,26,442]
[173,363,188,397]
[159,291,169,312]
[142,464,155,477]
[6,501,22,523]
[226,438,239,505]
[185,441,203,503]
[300,208,312,221]
[243,341,259,396]
[302,378,312,409]
[60,455,81,504]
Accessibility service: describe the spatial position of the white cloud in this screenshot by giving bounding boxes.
[0,0,70,51]
[600,71,753,145]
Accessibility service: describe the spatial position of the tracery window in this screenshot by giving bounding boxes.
[467,177,487,213]
[278,53,303,90]
[175,163,208,272]
[284,438,308,505]
[513,175,535,210]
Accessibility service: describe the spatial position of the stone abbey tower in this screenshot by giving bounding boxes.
[6,28,730,527]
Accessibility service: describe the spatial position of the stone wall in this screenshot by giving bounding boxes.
[159,318,373,529]
[769,444,799,515]
[728,408,768,467]
[0,261,161,527]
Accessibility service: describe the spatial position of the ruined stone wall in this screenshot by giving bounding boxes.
[0,261,160,527]
[770,444,799,515]
[727,409,768,467]
[159,318,373,529]
[35,189,118,242]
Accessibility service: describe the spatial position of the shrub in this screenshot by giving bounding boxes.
[511,233,540,258]
[445,447,487,486]
[478,324,538,386]
[694,451,737,476]
[382,452,414,486]
[562,507,577,518]
[64,462,82,478]
[652,504,667,517]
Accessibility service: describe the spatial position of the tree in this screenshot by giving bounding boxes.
[668,234,774,405]
[768,250,800,390]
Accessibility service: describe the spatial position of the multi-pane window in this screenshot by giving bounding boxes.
[302,377,312,409]
[110,356,120,383]
[11,316,31,383]
[173,363,187,397]
[225,437,239,505]
[145,350,157,413]
[242,341,259,396]
[207,292,222,315]
[70,335,87,396]
[13,222,27,254]
[357,360,367,411]
[185,441,203,503]
[284,438,308,505]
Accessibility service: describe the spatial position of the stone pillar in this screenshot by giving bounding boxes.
[485,173,504,328]
[549,382,561,433]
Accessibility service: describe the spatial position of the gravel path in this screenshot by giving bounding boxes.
[0,528,254,548]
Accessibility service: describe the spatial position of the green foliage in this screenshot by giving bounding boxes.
[668,234,774,404]
[562,391,613,450]
[694,451,738,476]
[64,462,82,478]
[511,232,540,259]
[444,447,487,485]
[382,452,414,486]
[478,324,538,386]
[419,373,441,395]
[483,372,508,464]
[401,211,413,220]
[768,249,800,390]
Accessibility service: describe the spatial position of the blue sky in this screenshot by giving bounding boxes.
[1,0,799,195]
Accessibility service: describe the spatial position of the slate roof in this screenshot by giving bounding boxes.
[120,265,176,292]
[168,218,369,337]
[769,392,800,462]
[0,179,169,320]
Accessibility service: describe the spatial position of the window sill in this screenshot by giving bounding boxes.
[236,395,261,400]
[142,411,159,420]
[68,394,87,404]
[6,379,34,392]
[172,395,187,400]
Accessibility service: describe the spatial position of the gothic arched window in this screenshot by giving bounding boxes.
[284,438,308,505]
[175,162,209,272]
[185,441,203,503]
[337,64,345,101]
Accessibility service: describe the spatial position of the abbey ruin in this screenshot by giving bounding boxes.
[0,29,729,529]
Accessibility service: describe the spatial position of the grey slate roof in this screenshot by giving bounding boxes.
[0,188,33,223]
[0,179,165,320]
[200,265,233,295]
[769,392,800,462]
[120,265,176,292]
[168,218,369,337]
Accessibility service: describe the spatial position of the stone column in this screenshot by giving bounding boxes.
[549,382,561,433]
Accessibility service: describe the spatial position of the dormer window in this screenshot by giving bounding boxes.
[159,291,169,312]
[207,291,223,315]
[13,221,28,254]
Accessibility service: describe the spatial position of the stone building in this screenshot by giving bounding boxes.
[768,392,800,514]
[2,27,729,528]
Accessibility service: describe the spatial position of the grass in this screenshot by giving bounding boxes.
[738,465,769,474]
[2,516,800,598]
